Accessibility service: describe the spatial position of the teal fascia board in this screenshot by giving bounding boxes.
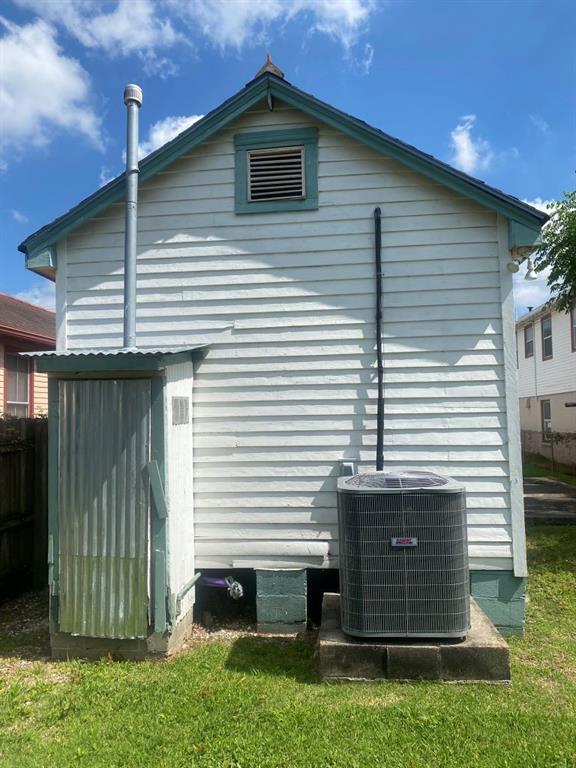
[26,245,57,270]
[47,379,60,627]
[151,376,168,633]
[19,73,547,258]
[508,219,542,250]
[268,78,548,230]
[18,79,270,258]
[33,348,207,374]
[26,245,57,280]
[234,127,318,214]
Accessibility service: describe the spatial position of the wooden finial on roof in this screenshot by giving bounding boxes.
[255,53,284,79]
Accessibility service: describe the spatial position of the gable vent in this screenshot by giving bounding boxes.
[248,146,305,201]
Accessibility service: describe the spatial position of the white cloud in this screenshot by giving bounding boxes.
[522,197,554,214]
[16,280,56,311]
[99,166,115,187]
[513,264,552,318]
[529,113,550,137]
[512,198,557,316]
[449,114,494,175]
[168,0,376,51]
[359,42,374,74]
[0,17,102,168]
[14,0,180,75]
[138,114,204,159]
[10,209,28,224]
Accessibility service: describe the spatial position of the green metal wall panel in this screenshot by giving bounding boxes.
[58,379,151,639]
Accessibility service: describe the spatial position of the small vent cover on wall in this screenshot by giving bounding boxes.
[338,470,470,639]
[172,397,190,425]
[248,146,305,201]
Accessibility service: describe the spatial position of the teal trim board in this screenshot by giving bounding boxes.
[47,378,60,628]
[234,127,318,214]
[19,73,547,267]
[508,220,542,251]
[151,376,168,633]
[470,572,526,637]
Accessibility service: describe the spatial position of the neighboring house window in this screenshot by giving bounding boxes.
[234,128,318,214]
[5,352,30,417]
[524,324,534,358]
[541,399,552,442]
[571,308,576,352]
[541,314,553,359]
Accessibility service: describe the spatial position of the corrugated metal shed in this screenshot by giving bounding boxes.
[58,379,151,638]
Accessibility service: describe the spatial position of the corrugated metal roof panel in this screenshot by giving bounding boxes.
[22,346,208,358]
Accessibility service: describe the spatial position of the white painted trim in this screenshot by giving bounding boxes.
[498,214,527,576]
[55,240,67,352]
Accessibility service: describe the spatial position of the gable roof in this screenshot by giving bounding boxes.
[19,72,548,276]
[0,292,56,344]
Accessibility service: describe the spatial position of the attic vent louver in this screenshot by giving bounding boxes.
[248,146,305,202]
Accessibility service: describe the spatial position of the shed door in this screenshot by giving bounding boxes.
[58,379,151,639]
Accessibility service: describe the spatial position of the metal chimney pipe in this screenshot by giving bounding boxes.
[123,84,143,349]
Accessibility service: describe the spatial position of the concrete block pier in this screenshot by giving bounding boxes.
[319,594,510,683]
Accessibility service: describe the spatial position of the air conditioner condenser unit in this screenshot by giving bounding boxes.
[337,470,470,639]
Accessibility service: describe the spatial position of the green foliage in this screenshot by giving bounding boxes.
[1,528,575,768]
[535,191,576,312]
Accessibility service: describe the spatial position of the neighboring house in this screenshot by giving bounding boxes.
[516,302,576,470]
[17,62,547,641]
[0,292,55,416]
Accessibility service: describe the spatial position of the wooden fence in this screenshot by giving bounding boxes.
[0,417,48,597]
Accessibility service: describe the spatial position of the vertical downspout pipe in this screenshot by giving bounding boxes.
[374,207,384,471]
[123,84,143,349]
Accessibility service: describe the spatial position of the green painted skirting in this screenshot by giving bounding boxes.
[470,572,526,636]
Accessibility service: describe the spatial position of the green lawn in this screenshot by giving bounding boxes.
[1,527,575,768]
[524,462,576,486]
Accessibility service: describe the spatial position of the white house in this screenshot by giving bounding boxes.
[516,303,576,470]
[18,62,547,650]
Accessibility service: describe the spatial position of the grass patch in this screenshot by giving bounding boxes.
[1,527,575,768]
[524,463,576,486]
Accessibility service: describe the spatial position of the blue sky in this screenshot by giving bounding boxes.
[1,0,574,315]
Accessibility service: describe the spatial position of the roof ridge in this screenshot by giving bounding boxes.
[0,290,55,316]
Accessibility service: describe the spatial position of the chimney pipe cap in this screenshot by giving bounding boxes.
[124,84,143,106]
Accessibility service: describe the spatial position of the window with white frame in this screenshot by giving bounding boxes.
[541,399,552,442]
[5,353,30,417]
[524,324,534,358]
[541,314,553,360]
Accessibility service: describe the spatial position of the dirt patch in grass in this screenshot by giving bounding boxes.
[0,590,67,684]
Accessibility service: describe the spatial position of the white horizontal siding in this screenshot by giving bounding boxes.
[61,100,516,571]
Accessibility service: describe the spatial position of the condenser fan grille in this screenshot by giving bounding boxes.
[343,470,448,490]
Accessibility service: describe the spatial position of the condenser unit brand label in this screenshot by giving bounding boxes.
[391,537,418,547]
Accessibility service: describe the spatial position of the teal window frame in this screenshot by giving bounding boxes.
[234,128,318,214]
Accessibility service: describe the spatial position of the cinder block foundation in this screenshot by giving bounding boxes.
[319,594,510,683]
[256,568,307,634]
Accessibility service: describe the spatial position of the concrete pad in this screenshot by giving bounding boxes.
[319,593,510,683]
